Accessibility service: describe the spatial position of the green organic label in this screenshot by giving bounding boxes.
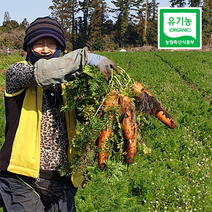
[158,8,202,49]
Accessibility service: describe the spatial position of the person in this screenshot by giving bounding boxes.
[21,50,27,57]
[6,48,11,56]
[0,16,119,212]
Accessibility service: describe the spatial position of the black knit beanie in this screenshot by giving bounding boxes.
[23,16,66,51]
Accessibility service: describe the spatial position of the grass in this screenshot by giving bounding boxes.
[0,51,212,211]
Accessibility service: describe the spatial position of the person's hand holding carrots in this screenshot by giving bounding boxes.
[88,53,120,81]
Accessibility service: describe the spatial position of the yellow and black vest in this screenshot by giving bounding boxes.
[0,62,83,187]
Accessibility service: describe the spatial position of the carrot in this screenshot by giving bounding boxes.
[125,122,137,164]
[132,81,177,129]
[119,96,134,139]
[119,95,137,164]
[119,95,131,114]
[152,105,177,129]
[97,91,118,170]
[155,111,176,129]
[98,127,112,170]
[132,81,153,97]
[123,110,134,139]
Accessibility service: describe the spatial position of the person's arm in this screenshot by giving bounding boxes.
[34,48,88,90]
[34,47,120,90]
[6,63,37,94]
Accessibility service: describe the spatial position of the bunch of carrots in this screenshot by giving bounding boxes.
[97,80,177,170]
[63,65,177,174]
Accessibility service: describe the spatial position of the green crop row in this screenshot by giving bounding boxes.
[0,51,212,211]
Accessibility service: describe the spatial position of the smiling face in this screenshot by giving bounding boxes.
[32,37,57,57]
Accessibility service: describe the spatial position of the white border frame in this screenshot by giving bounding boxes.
[158,7,202,50]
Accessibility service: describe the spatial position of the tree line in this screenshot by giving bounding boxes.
[0,0,211,52]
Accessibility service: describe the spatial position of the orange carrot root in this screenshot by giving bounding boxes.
[119,95,137,164]
[132,81,153,97]
[155,111,177,129]
[104,91,118,108]
[132,81,177,129]
[122,110,134,139]
[119,96,134,139]
[125,123,137,164]
[97,91,118,170]
[98,128,112,170]
[120,95,131,112]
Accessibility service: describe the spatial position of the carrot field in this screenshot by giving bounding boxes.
[0,50,212,211]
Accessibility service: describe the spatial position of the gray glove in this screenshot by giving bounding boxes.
[34,48,88,89]
[88,53,120,81]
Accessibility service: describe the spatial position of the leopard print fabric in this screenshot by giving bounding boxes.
[6,63,69,171]
[6,63,37,94]
[40,91,68,171]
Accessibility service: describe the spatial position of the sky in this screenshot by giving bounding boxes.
[0,0,188,25]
